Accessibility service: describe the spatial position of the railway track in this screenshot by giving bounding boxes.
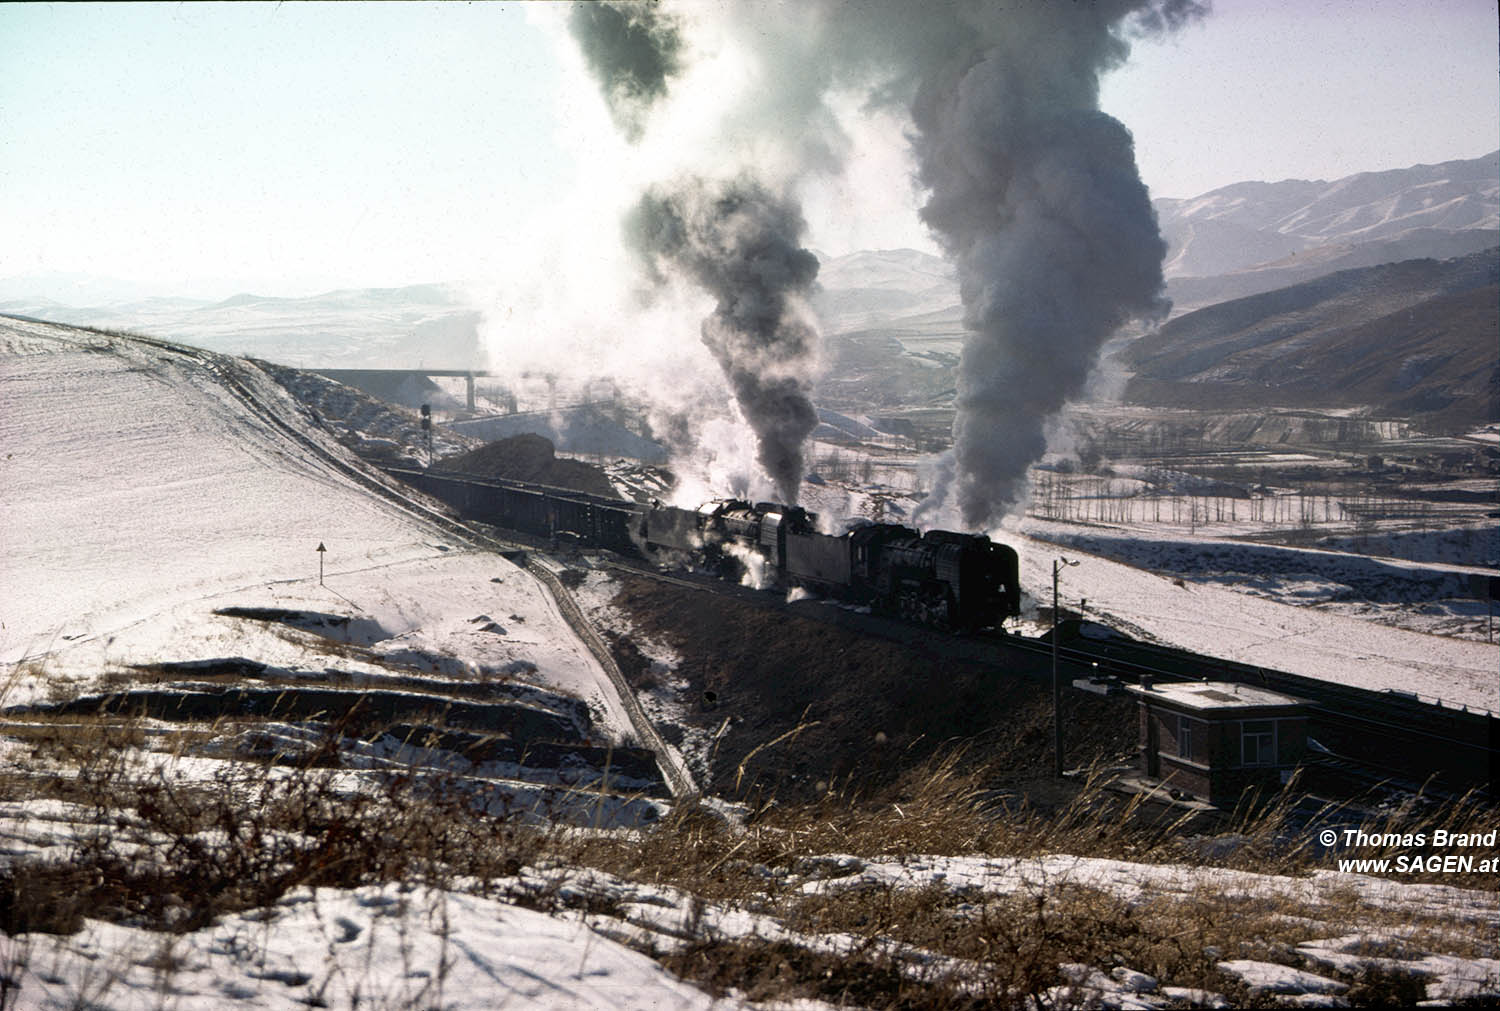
[55,326,1489,804]
[984,627,1497,797]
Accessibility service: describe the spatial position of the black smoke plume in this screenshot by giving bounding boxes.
[626,179,821,504]
[904,1,1202,529]
[568,1,683,143]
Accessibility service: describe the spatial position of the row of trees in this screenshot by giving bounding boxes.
[1028,470,1455,533]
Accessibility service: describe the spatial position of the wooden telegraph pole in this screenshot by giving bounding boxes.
[1052,556,1078,778]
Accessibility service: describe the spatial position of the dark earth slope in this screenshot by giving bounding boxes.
[608,574,1133,806]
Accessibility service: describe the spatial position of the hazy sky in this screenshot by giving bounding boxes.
[2,0,1496,301]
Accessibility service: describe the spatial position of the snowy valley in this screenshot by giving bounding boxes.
[1,301,1496,1007]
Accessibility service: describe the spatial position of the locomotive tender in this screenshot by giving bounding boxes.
[384,467,1020,633]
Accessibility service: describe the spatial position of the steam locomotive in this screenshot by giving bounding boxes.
[386,468,1021,633]
[640,498,1020,632]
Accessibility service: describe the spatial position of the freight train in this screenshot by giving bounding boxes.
[386,468,1021,632]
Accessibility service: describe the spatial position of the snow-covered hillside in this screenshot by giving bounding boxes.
[812,248,959,332]
[0,318,631,740]
[1155,151,1499,278]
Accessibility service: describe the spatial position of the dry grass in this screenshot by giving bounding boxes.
[660,937,972,1008]
[556,748,1498,1006]
[0,709,1493,1008]
[0,761,544,940]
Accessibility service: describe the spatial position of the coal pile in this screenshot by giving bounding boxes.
[437,434,620,499]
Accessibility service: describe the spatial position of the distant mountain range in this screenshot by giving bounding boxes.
[1120,247,1498,430]
[1163,227,1498,313]
[0,283,482,369]
[1156,152,1497,279]
[806,155,1498,429]
[1155,152,1498,315]
[811,151,1500,324]
[811,248,958,332]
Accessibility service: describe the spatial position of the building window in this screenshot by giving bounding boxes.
[1177,715,1194,759]
[1242,720,1275,766]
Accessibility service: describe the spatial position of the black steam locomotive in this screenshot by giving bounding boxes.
[640,499,1020,632]
[386,468,1020,633]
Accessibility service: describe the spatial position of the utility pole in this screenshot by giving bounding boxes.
[317,542,326,586]
[420,404,432,467]
[1052,556,1078,778]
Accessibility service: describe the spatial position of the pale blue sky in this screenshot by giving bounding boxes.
[2,1,1496,300]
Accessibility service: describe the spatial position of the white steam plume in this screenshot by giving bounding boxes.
[565,3,837,504]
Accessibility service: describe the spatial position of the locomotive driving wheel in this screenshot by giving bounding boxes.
[924,586,953,631]
[895,585,953,630]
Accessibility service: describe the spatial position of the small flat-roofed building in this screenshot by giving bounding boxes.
[1126,680,1308,806]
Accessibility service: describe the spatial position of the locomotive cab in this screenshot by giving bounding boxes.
[923,532,1021,630]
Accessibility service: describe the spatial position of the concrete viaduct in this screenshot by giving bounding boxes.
[311,368,494,410]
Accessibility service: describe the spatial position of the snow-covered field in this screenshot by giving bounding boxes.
[1019,514,1497,641]
[4,881,730,1011]
[2,837,1494,1009]
[1014,520,1499,713]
